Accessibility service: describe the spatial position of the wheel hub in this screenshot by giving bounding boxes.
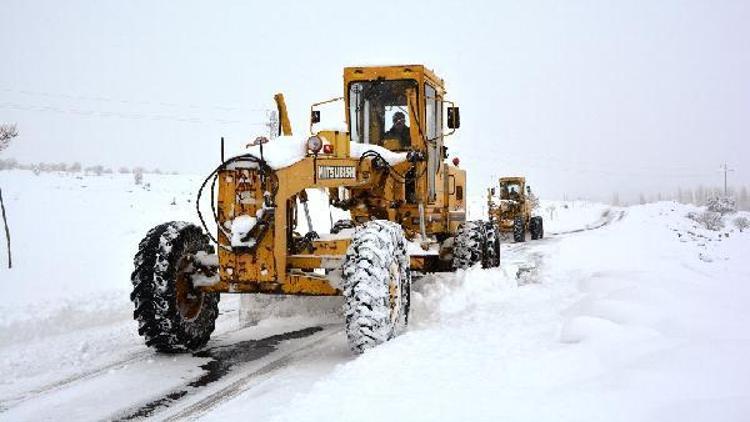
[175,255,205,321]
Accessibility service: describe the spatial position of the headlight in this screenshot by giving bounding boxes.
[306,135,323,154]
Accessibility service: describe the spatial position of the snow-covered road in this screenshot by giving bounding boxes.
[1,171,749,421]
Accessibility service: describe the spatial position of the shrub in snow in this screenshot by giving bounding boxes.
[527,191,540,211]
[85,165,104,176]
[690,211,724,231]
[734,216,749,232]
[706,196,736,215]
[133,167,144,185]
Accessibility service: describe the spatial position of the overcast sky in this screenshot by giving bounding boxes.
[1,0,748,201]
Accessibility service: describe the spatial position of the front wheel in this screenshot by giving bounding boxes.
[130,222,219,353]
[342,220,410,354]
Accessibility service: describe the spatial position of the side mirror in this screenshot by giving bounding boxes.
[311,110,321,124]
[447,107,460,129]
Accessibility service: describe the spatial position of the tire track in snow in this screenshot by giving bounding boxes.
[112,326,342,421]
[0,302,242,413]
[0,349,151,413]
[160,327,343,421]
[548,208,626,236]
[501,209,625,282]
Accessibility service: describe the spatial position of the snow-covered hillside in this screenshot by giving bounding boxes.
[1,170,749,421]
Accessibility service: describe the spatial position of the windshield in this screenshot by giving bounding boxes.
[348,79,418,150]
[500,182,523,200]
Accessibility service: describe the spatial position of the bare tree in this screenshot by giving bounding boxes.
[0,123,19,268]
[734,216,749,232]
[0,124,18,153]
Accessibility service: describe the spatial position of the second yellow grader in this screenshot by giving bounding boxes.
[487,176,544,242]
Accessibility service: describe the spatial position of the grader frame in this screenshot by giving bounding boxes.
[205,65,466,296]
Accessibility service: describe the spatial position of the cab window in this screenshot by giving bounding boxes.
[348,79,417,150]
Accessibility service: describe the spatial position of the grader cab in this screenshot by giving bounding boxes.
[130,65,500,354]
[487,176,544,242]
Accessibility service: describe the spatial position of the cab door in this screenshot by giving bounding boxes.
[425,83,442,204]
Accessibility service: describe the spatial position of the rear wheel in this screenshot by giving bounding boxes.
[342,220,410,353]
[482,222,501,268]
[513,216,526,242]
[452,221,485,270]
[530,216,544,240]
[131,222,219,353]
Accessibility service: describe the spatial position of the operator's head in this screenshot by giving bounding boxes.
[392,111,406,128]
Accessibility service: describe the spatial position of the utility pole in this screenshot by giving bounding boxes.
[267,110,279,140]
[719,162,735,196]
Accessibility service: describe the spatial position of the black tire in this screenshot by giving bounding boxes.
[482,222,501,268]
[452,221,485,270]
[530,216,544,240]
[513,216,526,243]
[342,220,410,353]
[131,222,219,353]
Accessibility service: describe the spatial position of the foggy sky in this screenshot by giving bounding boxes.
[1,0,748,201]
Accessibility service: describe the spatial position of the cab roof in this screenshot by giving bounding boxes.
[343,64,446,94]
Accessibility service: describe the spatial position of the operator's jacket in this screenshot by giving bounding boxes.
[384,125,411,149]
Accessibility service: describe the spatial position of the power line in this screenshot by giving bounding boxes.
[0,102,268,126]
[0,86,269,113]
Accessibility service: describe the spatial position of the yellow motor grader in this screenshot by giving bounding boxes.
[131,65,500,354]
[487,176,544,242]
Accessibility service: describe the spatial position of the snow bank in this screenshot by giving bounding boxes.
[0,170,203,325]
[467,196,611,233]
[261,202,750,422]
[539,200,614,234]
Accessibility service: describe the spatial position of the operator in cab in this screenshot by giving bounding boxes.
[509,186,521,202]
[383,111,411,149]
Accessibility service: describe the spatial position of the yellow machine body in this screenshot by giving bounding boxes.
[487,176,531,231]
[204,65,466,296]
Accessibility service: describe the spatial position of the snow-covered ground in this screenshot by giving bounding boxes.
[1,170,749,421]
